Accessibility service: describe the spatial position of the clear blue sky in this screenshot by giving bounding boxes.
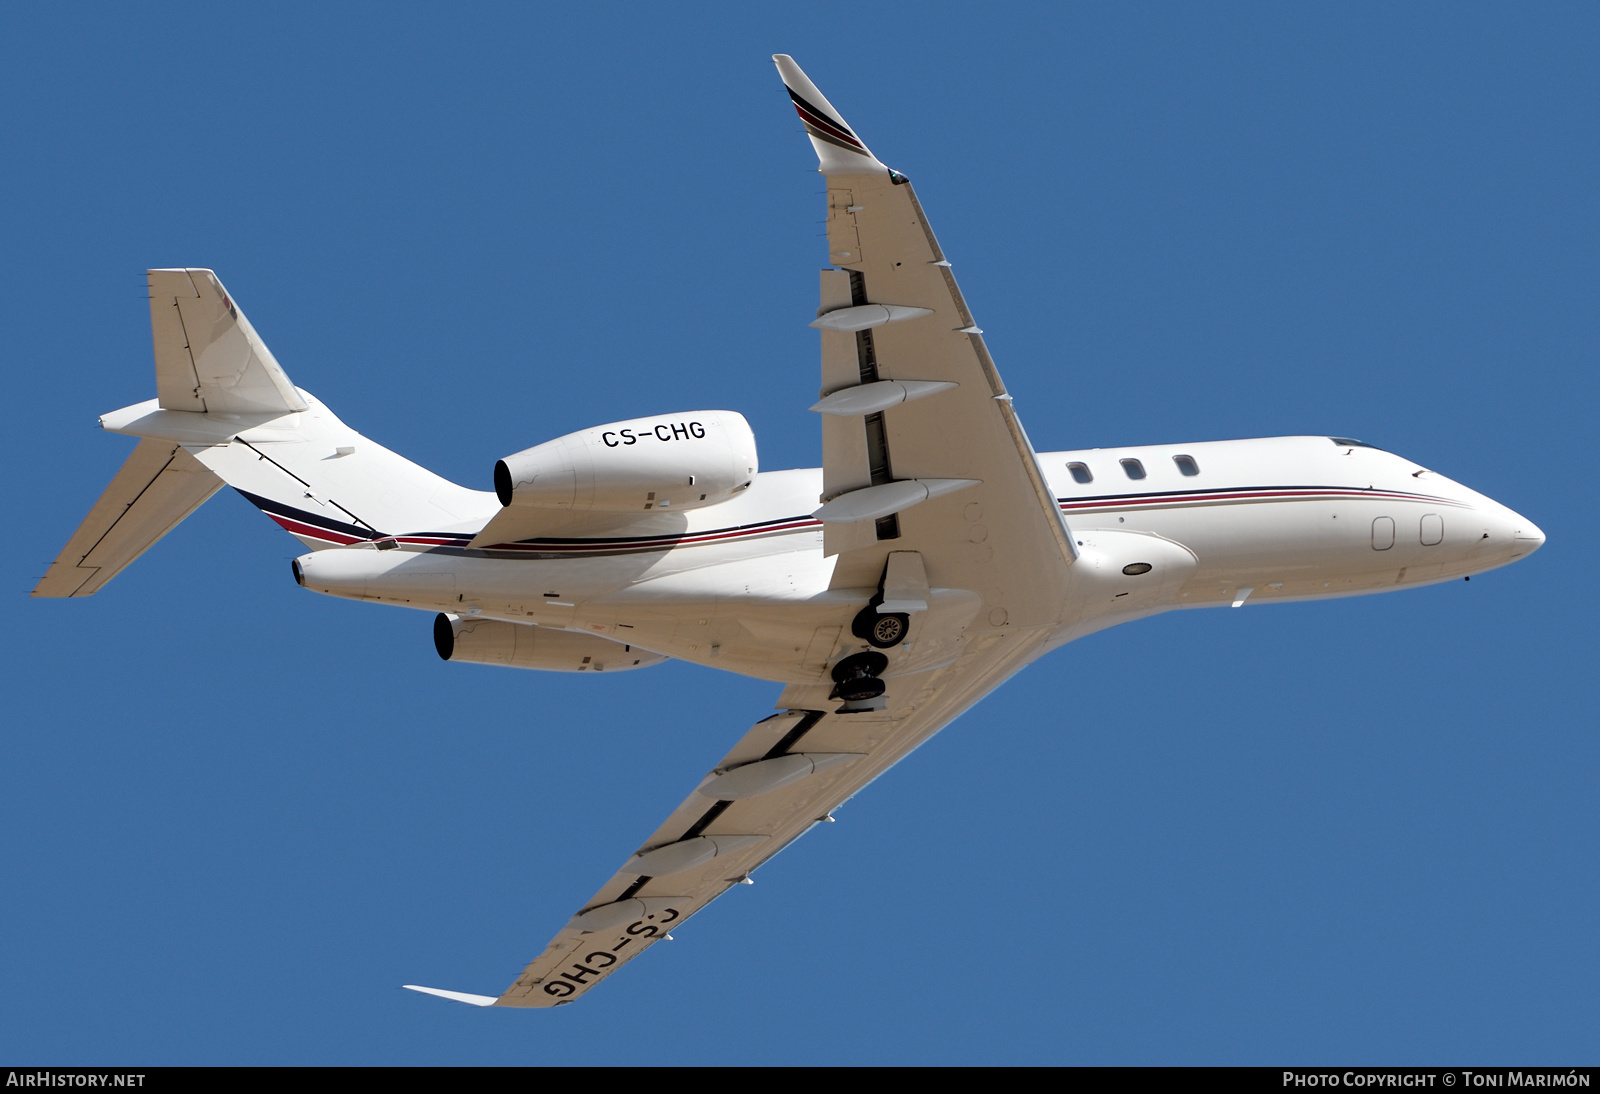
[3,2,1594,1065]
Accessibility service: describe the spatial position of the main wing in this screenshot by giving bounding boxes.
[407,56,1078,1008]
[771,55,1077,625]
[437,629,1056,1008]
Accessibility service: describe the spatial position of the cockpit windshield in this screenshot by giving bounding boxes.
[1329,437,1378,449]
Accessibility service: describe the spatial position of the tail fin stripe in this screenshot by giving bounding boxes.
[235,489,380,543]
[266,513,365,546]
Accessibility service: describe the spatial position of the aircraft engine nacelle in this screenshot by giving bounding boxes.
[493,410,757,513]
[435,614,668,673]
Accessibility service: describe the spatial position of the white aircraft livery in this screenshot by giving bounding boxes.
[34,56,1544,1008]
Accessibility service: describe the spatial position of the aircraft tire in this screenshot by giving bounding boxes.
[834,674,887,702]
[867,611,909,649]
[832,650,889,683]
[851,605,910,649]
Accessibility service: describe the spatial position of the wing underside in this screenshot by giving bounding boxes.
[773,56,1075,614]
[491,625,1054,1007]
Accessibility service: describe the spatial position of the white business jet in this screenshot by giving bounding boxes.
[34,56,1543,1008]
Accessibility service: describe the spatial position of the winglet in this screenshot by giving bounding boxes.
[402,984,499,1007]
[772,55,890,176]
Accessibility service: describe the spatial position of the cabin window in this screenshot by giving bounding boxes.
[1067,462,1093,484]
[1372,516,1395,550]
[1420,514,1443,546]
[1120,458,1146,480]
[1173,455,1200,476]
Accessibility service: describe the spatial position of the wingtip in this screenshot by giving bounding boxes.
[770,53,888,176]
[402,984,499,1007]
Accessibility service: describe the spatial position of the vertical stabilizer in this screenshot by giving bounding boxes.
[149,268,307,415]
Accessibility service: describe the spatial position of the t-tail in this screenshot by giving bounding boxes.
[31,268,496,597]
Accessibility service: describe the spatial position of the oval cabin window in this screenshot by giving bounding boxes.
[1120,459,1146,480]
[1420,514,1443,546]
[1067,462,1093,484]
[1173,455,1199,476]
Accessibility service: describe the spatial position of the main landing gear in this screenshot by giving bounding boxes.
[834,564,915,707]
[831,651,889,702]
[851,602,910,649]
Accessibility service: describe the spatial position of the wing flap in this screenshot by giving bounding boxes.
[32,439,223,597]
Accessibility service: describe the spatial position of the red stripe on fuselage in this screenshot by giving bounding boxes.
[1058,487,1468,513]
[268,514,365,545]
[473,517,823,554]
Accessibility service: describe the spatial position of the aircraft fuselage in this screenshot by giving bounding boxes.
[292,434,1543,684]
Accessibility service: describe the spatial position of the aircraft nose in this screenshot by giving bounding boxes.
[1511,516,1546,556]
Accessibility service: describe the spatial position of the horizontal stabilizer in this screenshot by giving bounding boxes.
[149,268,307,415]
[402,984,498,1007]
[32,439,223,598]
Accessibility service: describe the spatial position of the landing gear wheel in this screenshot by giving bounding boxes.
[851,605,910,649]
[835,675,886,702]
[830,650,889,701]
[832,650,888,682]
[867,612,909,649]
